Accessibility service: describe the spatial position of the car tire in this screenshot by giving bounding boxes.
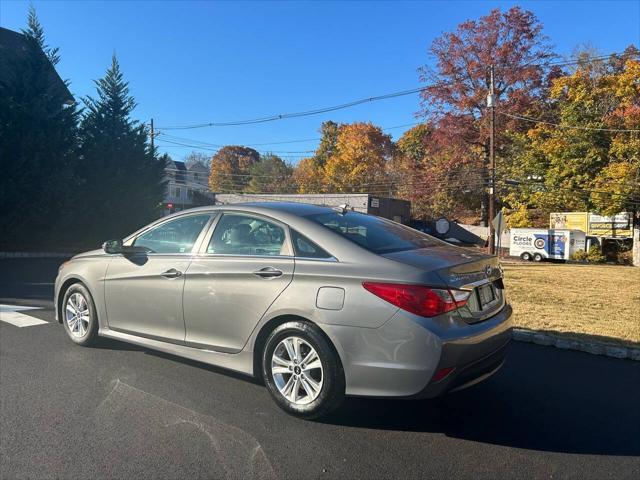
[61,283,99,346]
[262,321,345,420]
[520,252,532,261]
[533,253,544,262]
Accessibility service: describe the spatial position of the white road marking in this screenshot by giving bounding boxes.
[0,304,48,327]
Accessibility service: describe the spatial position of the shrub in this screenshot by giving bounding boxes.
[570,250,588,262]
[586,245,605,263]
[616,250,634,266]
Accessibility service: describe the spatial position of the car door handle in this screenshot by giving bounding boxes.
[161,268,183,279]
[253,267,283,278]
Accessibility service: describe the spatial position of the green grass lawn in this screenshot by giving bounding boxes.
[502,262,640,347]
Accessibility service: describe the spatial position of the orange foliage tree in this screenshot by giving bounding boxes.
[323,122,394,192]
[208,146,260,192]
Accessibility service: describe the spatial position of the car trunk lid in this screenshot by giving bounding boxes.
[382,245,505,324]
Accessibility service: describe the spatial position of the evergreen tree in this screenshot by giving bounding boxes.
[312,121,340,168]
[0,6,78,245]
[23,5,60,65]
[79,55,165,241]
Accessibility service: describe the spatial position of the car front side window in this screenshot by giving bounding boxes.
[207,214,286,256]
[133,214,211,254]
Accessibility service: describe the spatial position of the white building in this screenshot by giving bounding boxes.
[163,159,213,214]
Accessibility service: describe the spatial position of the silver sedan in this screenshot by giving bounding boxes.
[54,202,512,418]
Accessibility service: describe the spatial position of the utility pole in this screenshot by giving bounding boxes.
[150,118,155,158]
[487,65,496,255]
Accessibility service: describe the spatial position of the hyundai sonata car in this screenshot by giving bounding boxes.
[55,202,512,418]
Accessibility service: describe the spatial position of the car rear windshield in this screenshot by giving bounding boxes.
[305,211,442,254]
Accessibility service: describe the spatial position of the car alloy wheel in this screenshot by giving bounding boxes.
[65,292,90,338]
[271,336,324,405]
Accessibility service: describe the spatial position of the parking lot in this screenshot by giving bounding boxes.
[1,258,639,479]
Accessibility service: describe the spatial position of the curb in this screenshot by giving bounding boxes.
[0,252,75,258]
[513,328,640,361]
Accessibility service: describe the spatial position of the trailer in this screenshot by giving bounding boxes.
[509,228,586,262]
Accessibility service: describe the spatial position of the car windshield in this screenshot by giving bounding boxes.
[305,211,442,254]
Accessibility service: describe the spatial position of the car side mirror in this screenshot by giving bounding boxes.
[102,239,123,254]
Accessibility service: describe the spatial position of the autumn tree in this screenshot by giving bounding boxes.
[502,48,640,221]
[418,6,555,224]
[292,157,325,193]
[591,52,640,215]
[246,154,293,193]
[324,122,394,192]
[393,124,433,217]
[208,146,260,192]
[291,121,341,193]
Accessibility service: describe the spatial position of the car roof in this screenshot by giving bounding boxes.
[186,201,338,217]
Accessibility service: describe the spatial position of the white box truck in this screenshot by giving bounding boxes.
[509,228,586,261]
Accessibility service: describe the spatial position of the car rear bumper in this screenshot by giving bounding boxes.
[321,303,513,398]
[410,302,513,398]
[410,337,510,399]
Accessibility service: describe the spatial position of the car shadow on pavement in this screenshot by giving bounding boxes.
[91,337,264,385]
[322,342,640,457]
[92,337,147,352]
[145,348,264,385]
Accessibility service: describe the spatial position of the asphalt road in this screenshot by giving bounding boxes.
[1,258,639,479]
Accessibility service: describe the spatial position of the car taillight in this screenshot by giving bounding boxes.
[362,282,470,318]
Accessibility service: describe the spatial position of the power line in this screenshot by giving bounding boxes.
[498,180,640,204]
[164,165,636,189]
[200,171,639,199]
[202,174,492,192]
[546,51,639,68]
[173,170,492,193]
[155,50,637,133]
[210,178,492,197]
[156,88,426,130]
[515,50,639,75]
[159,133,316,153]
[500,112,640,132]
[157,139,309,159]
[157,121,422,152]
[160,166,640,205]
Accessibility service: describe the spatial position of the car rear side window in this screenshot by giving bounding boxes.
[305,211,441,255]
[291,230,332,259]
[133,214,211,254]
[208,214,286,256]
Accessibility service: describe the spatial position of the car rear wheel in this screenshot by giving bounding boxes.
[262,321,345,419]
[62,283,99,346]
[520,252,532,261]
[533,253,544,262]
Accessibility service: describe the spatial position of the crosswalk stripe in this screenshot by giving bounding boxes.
[0,304,48,327]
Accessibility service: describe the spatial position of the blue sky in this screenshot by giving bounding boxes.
[1,0,639,163]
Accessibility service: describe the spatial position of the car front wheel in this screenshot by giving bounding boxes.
[62,283,99,346]
[262,321,345,419]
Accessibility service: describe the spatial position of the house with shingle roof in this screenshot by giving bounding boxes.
[0,26,73,105]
